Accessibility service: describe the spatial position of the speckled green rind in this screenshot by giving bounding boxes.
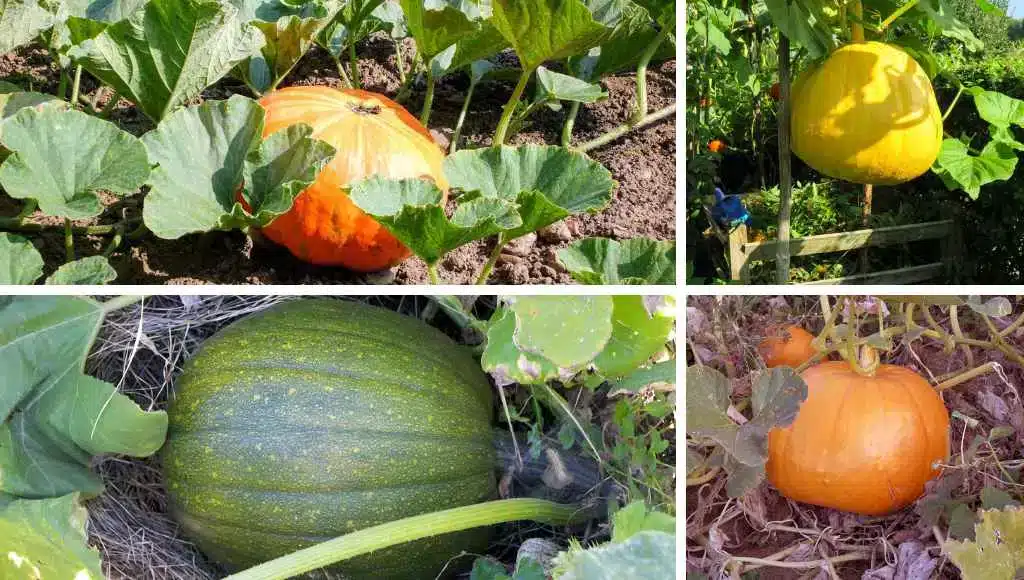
[162,299,497,579]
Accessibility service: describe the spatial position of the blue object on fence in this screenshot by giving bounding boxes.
[711,187,751,229]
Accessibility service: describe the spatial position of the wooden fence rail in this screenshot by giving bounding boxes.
[728,219,959,284]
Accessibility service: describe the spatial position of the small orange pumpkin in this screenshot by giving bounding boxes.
[708,139,726,153]
[257,87,447,271]
[766,355,949,515]
[758,325,817,368]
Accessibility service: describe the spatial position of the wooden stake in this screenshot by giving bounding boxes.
[775,33,793,284]
[860,183,873,272]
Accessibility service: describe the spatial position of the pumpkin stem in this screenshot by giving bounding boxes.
[854,345,880,375]
[349,102,382,115]
[850,0,865,42]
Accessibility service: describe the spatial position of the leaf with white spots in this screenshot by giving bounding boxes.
[482,307,561,385]
[509,296,614,369]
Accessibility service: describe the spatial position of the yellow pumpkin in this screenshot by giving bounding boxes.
[790,41,942,185]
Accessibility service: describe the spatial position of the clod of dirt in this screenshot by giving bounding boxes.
[504,232,538,257]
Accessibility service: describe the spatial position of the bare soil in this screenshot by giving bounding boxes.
[0,36,676,285]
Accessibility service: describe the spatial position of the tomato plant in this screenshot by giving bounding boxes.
[0,0,677,285]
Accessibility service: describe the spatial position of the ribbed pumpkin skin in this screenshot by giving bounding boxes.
[766,362,949,516]
[759,325,817,368]
[258,87,448,271]
[162,299,496,578]
[790,42,942,185]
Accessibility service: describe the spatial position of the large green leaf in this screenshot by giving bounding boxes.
[316,0,390,56]
[556,531,675,580]
[973,90,1024,129]
[935,138,1017,199]
[610,501,675,543]
[44,255,117,285]
[0,296,168,499]
[592,295,674,378]
[400,0,477,59]
[571,0,674,79]
[0,107,150,219]
[0,87,65,126]
[687,365,807,470]
[62,0,148,23]
[68,0,265,121]
[0,233,43,285]
[762,0,835,58]
[946,507,1024,580]
[59,0,149,47]
[633,0,673,27]
[400,0,507,72]
[557,237,676,285]
[915,0,982,52]
[232,0,342,93]
[482,307,561,385]
[0,494,103,579]
[0,0,56,53]
[348,176,520,265]
[142,95,335,239]
[443,145,615,239]
[509,295,614,368]
[491,0,620,70]
[535,65,607,103]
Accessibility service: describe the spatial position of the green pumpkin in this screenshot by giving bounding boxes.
[162,299,497,578]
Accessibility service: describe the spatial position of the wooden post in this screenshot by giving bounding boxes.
[775,34,793,284]
[859,183,873,272]
[729,224,752,283]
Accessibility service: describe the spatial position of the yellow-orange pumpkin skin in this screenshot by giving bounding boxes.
[766,362,949,515]
[790,41,942,186]
[759,325,817,368]
[257,87,448,271]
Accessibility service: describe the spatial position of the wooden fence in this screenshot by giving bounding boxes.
[726,219,960,284]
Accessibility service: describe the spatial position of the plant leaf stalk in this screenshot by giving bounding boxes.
[475,233,508,285]
[493,69,534,145]
[632,25,671,123]
[561,101,581,147]
[70,65,83,107]
[576,103,677,153]
[420,67,435,126]
[450,77,479,153]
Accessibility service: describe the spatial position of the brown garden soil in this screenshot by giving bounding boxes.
[686,296,1024,580]
[0,36,676,285]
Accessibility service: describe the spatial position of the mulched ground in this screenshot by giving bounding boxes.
[686,295,1024,580]
[0,35,676,285]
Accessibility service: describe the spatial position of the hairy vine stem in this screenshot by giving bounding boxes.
[475,234,507,285]
[493,69,533,146]
[225,499,590,580]
[576,103,677,153]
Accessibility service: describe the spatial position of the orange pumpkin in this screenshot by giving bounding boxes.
[257,87,447,271]
[708,139,726,153]
[766,358,949,515]
[758,325,817,368]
